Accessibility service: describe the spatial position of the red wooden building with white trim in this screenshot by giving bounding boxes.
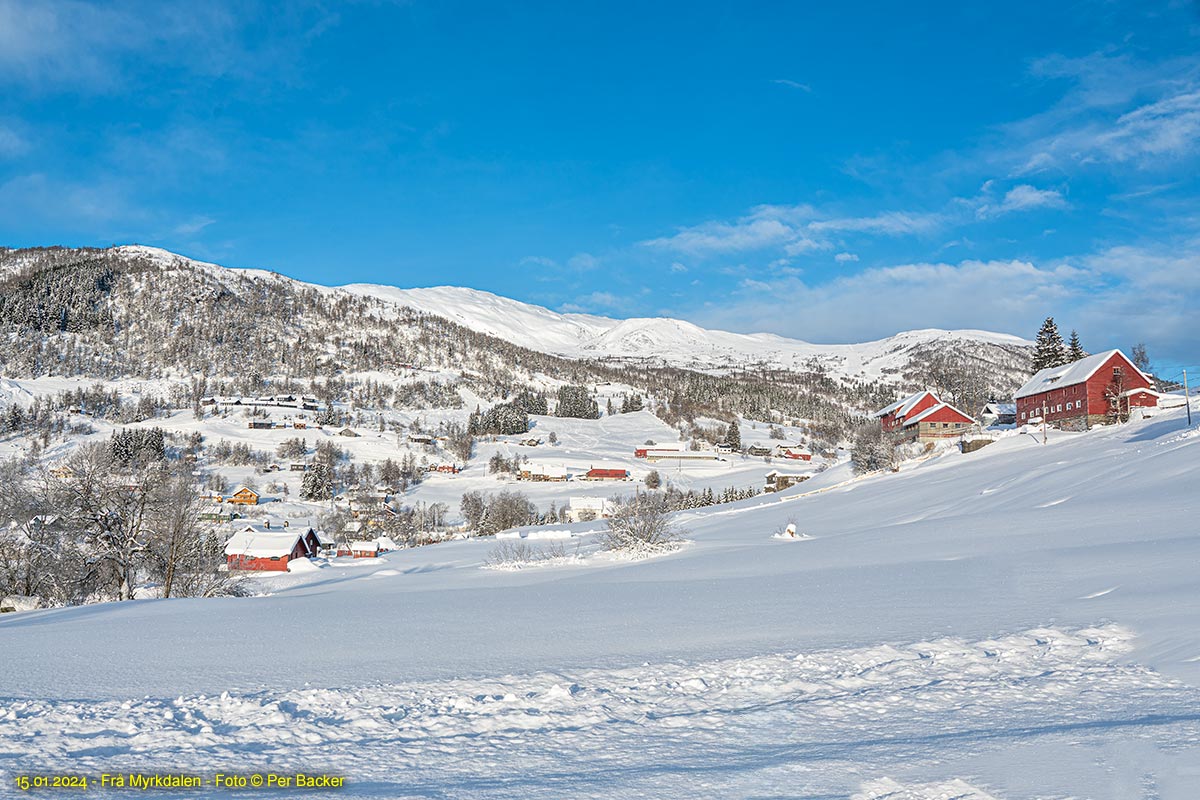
[872,390,941,433]
[224,522,320,571]
[1014,349,1155,430]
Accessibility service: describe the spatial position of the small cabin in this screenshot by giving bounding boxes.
[349,540,380,559]
[765,471,809,492]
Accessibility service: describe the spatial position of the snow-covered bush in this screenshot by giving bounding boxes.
[851,424,900,474]
[601,493,683,556]
[483,540,569,570]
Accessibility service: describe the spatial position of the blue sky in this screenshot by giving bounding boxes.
[1,1,1199,370]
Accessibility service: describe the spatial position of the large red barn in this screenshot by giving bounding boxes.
[585,468,629,481]
[872,390,941,433]
[1015,350,1155,430]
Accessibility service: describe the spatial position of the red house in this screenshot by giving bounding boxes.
[1015,349,1155,430]
[872,390,941,432]
[899,402,976,441]
[585,468,629,481]
[224,523,319,571]
[349,540,380,558]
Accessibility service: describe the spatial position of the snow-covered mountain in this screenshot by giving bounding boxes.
[0,245,1033,407]
[339,282,1031,379]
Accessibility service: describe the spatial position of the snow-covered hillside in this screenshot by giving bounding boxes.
[3,406,1198,799]
[342,281,1031,378]
[3,244,1031,383]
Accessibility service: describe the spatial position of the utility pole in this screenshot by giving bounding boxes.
[1185,369,1193,427]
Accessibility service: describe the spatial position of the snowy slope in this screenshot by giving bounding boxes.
[2,407,1199,798]
[341,282,1032,377]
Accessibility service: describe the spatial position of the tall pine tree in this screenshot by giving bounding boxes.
[1032,317,1067,371]
[1066,330,1086,362]
[724,420,742,450]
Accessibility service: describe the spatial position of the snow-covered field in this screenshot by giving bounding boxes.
[2,407,1199,798]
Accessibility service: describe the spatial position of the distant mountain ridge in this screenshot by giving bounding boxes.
[0,245,1034,415]
[340,281,1030,379]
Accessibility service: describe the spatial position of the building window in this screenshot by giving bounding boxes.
[1066,402,1072,410]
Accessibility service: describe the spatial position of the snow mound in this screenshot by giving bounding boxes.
[854,777,1000,800]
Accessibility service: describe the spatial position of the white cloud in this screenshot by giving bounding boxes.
[976,184,1068,218]
[0,123,27,157]
[1008,52,1200,173]
[808,210,942,235]
[560,291,623,314]
[834,252,858,263]
[643,217,795,256]
[172,216,216,236]
[567,252,600,271]
[669,262,688,273]
[683,242,1200,362]
[771,79,812,92]
[642,204,938,258]
[0,172,145,230]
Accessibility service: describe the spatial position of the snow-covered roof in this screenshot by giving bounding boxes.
[1014,350,1152,399]
[350,540,379,552]
[872,390,936,419]
[903,402,975,427]
[983,403,1016,414]
[224,530,304,558]
[569,496,610,511]
[231,485,257,496]
[528,464,569,477]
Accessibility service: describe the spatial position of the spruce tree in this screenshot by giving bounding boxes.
[301,462,333,501]
[724,420,742,450]
[1066,330,1086,362]
[1032,317,1067,371]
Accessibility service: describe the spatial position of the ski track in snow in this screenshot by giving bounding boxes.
[3,624,1198,799]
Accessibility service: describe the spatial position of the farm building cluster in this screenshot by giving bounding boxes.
[220,517,399,572]
[872,348,1170,442]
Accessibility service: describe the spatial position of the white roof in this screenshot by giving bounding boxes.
[903,402,975,426]
[1014,350,1152,399]
[529,463,569,477]
[350,540,379,551]
[569,496,610,511]
[983,403,1016,414]
[224,530,304,558]
[231,485,256,495]
[872,390,937,419]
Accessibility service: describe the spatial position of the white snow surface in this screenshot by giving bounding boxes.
[3,408,1200,798]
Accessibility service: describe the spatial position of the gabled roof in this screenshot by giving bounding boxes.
[982,402,1016,415]
[872,390,938,419]
[231,485,258,496]
[1014,350,1153,399]
[903,402,975,426]
[224,529,305,558]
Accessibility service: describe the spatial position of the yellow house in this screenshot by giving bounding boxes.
[228,486,260,506]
